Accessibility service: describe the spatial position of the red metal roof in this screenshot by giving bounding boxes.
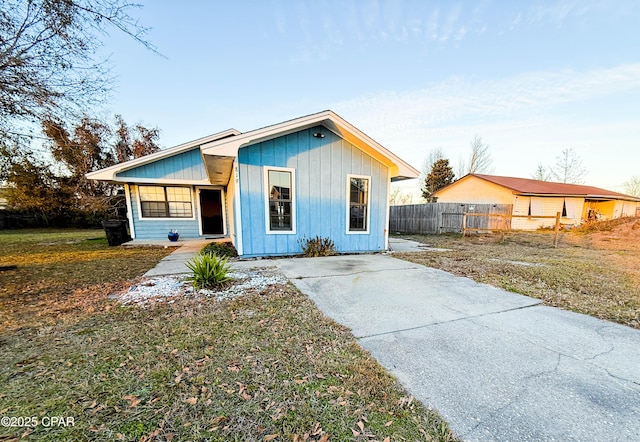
[472,174,640,201]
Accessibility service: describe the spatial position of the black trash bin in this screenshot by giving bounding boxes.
[102,219,130,246]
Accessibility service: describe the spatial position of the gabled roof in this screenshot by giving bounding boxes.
[199,110,419,181]
[87,110,420,184]
[86,128,240,182]
[454,174,640,202]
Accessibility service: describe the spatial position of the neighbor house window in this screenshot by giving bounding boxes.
[139,186,192,218]
[265,167,295,233]
[348,175,370,232]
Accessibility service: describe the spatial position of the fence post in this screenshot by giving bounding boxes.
[462,213,467,237]
[554,211,561,248]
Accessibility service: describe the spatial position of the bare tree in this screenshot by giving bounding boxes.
[549,148,587,184]
[457,135,494,176]
[531,163,551,181]
[0,0,157,140]
[623,176,640,197]
[419,147,445,184]
[389,187,413,206]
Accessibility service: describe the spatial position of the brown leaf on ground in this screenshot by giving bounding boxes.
[122,395,140,408]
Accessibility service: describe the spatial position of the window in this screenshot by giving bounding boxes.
[139,186,192,218]
[266,168,295,232]
[348,175,369,232]
[529,197,544,217]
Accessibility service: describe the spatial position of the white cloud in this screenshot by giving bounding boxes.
[336,63,640,127]
[333,63,640,189]
[526,0,594,26]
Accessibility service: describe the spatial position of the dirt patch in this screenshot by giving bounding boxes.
[571,216,640,251]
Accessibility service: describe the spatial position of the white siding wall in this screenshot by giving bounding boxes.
[616,201,638,218]
[511,196,585,230]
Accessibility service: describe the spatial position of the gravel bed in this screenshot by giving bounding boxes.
[116,266,289,306]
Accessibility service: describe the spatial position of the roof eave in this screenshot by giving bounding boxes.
[86,128,241,181]
[200,110,419,179]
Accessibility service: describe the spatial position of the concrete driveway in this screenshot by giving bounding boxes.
[273,254,640,441]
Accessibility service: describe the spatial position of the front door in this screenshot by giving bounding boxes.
[200,189,224,235]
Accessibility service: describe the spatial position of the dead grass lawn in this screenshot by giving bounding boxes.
[0,229,457,441]
[395,217,640,328]
[0,229,172,331]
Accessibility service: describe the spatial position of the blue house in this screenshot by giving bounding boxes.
[87,111,419,258]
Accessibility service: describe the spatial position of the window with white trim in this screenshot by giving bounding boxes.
[267,169,294,232]
[139,186,192,218]
[348,176,369,232]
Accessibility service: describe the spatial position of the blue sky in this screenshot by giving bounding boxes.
[102,0,640,194]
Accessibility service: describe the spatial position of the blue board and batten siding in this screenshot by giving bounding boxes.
[118,148,208,180]
[128,185,201,239]
[116,147,206,239]
[238,126,388,257]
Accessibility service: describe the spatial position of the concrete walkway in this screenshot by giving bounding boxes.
[274,254,640,442]
[388,237,452,253]
[143,240,211,277]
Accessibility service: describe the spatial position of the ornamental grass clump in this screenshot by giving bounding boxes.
[202,241,238,258]
[186,252,233,289]
[298,235,336,257]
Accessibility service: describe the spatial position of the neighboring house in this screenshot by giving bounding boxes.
[87,110,419,257]
[431,174,640,230]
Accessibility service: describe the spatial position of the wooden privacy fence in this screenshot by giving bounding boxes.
[389,203,513,234]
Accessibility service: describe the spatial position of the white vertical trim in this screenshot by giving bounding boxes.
[233,160,244,256]
[346,174,371,235]
[384,168,391,250]
[220,188,227,236]
[195,187,203,235]
[225,166,235,244]
[263,166,297,235]
[195,187,227,236]
[124,183,136,239]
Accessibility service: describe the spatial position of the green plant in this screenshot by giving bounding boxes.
[185,252,233,289]
[202,241,238,258]
[298,235,336,257]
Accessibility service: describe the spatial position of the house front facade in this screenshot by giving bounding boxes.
[432,174,640,230]
[87,111,419,257]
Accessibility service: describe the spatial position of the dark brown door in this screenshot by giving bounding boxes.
[200,189,224,235]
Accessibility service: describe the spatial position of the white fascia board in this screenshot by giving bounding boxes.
[328,115,420,179]
[518,192,640,202]
[200,110,420,179]
[86,128,241,181]
[200,111,333,156]
[107,177,212,186]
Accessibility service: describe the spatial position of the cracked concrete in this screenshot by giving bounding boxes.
[274,252,640,442]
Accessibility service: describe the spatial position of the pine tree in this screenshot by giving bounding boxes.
[422,159,455,202]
